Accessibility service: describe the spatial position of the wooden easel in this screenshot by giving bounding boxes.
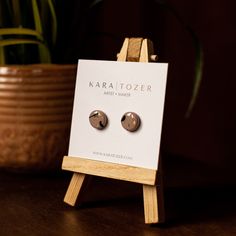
[62,38,165,224]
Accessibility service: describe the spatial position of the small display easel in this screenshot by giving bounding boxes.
[62,38,165,224]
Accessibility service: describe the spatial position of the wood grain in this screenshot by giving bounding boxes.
[143,177,165,224]
[62,156,157,185]
[1,172,236,235]
[143,185,158,223]
[139,39,154,62]
[64,172,86,206]
[127,38,143,62]
[117,38,129,61]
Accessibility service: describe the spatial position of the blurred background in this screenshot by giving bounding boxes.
[1,0,235,188]
[55,0,236,187]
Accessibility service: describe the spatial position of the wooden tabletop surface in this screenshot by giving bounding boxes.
[0,171,235,236]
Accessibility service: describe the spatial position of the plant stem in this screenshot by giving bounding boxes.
[11,0,21,26]
[47,0,57,46]
[0,46,6,64]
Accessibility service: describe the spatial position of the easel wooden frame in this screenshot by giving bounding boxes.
[62,38,165,224]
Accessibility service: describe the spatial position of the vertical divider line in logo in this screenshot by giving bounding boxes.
[115,82,118,91]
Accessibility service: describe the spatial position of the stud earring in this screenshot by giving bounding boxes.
[121,112,141,132]
[89,110,108,130]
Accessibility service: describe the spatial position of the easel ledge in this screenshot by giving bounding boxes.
[62,156,157,185]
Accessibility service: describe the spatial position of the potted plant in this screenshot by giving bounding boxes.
[0,0,77,171]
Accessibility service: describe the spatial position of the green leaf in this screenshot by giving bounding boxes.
[32,0,49,63]
[0,28,43,41]
[0,47,6,64]
[89,0,103,8]
[154,0,204,117]
[185,35,204,118]
[47,0,57,45]
[11,0,21,25]
[32,0,43,34]
[0,39,51,63]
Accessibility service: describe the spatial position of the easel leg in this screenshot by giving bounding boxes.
[143,184,165,224]
[64,173,87,206]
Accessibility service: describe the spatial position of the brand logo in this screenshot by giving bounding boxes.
[88,81,151,92]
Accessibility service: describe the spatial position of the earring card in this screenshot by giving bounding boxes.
[68,60,168,170]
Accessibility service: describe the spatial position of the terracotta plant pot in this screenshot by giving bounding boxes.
[0,64,77,171]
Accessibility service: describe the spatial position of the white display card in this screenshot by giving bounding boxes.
[69,60,168,170]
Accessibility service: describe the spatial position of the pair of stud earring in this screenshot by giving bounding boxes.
[89,110,141,132]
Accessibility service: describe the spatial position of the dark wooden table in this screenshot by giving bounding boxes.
[0,170,235,236]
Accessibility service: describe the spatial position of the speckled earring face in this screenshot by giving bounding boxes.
[89,110,108,130]
[121,112,141,132]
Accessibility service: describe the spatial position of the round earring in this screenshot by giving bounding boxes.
[89,110,108,130]
[121,112,141,132]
